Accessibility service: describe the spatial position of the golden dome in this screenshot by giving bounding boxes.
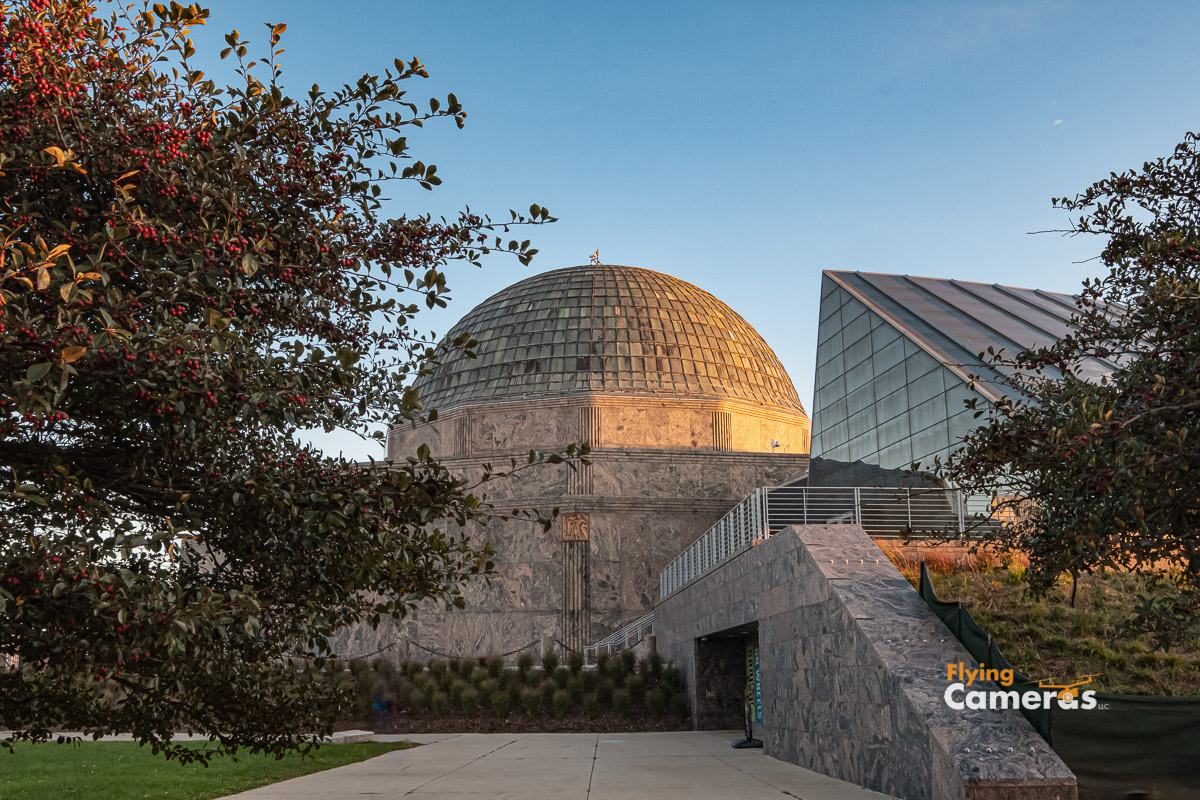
[415,264,805,414]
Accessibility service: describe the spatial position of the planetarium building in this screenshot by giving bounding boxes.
[345,264,811,659]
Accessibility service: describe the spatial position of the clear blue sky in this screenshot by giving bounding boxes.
[196,1,1200,460]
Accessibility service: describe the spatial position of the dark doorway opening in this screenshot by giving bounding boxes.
[693,622,758,730]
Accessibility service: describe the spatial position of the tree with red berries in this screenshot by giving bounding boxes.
[1,0,554,757]
[936,133,1200,649]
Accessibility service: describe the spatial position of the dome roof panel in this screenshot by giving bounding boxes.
[415,264,805,413]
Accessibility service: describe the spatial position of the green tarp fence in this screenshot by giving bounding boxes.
[918,562,1200,799]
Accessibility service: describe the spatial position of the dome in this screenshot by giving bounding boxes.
[415,264,805,413]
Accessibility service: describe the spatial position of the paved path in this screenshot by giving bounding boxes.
[218,730,896,800]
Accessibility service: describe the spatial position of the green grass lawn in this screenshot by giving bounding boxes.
[0,741,411,800]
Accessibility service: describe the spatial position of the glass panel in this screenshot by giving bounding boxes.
[843,333,873,371]
[871,323,900,351]
[877,439,913,471]
[845,360,873,393]
[846,384,875,418]
[877,413,911,449]
[906,364,945,406]
[816,355,845,390]
[910,419,951,463]
[842,307,871,345]
[873,362,907,397]
[909,394,948,433]
[871,337,905,376]
[874,388,909,425]
[845,426,879,461]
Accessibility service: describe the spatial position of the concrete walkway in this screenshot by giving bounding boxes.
[217,731,896,800]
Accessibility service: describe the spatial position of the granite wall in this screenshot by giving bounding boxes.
[337,392,810,662]
[389,394,811,458]
[655,524,1076,800]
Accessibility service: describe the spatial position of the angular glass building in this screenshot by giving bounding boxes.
[811,271,1111,472]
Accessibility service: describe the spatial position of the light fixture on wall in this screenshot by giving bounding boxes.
[770,439,781,452]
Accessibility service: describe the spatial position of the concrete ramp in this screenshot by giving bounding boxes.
[655,524,1076,800]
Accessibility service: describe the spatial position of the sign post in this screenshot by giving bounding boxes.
[732,640,763,749]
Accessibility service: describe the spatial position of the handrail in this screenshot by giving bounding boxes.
[582,610,655,664]
[658,485,985,600]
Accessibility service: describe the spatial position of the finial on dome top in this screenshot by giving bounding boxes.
[589,249,600,266]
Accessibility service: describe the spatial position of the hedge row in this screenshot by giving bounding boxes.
[334,650,690,722]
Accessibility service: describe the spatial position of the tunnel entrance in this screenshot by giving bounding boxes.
[693,622,759,731]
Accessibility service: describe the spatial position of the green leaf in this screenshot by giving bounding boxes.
[26,362,52,383]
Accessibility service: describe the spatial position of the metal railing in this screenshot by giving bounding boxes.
[582,610,655,664]
[658,485,978,599]
[658,487,769,600]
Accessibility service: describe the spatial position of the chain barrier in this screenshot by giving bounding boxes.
[341,638,541,662]
[338,640,403,661]
[552,637,582,655]
[408,639,541,660]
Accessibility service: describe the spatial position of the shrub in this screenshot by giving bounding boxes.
[566,675,585,703]
[542,649,559,673]
[354,669,387,708]
[567,652,584,674]
[553,666,571,688]
[626,674,645,705]
[410,688,430,715]
[646,687,667,718]
[449,679,468,706]
[582,693,600,720]
[540,681,556,712]
[491,689,512,718]
[486,656,505,679]
[370,657,392,674]
[637,657,650,676]
[581,670,596,692]
[620,650,637,675]
[595,677,614,707]
[521,688,541,717]
[552,689,571,719]
[477,678,497,700]
[431,691,449,717]
[471,669,489,690]
[401,660,423,680]
[517,652,535,678]
[647,651,664,680]
[459,687,480,718]
[459,661,477,684]
[661,665,683,691]
[595,652,610,672]
[429,660,448,679]
[612,688,632,717]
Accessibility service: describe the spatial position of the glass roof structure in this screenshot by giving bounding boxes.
[812,271,1118,471]
[414,264,805,413]
[823,271,1117,399]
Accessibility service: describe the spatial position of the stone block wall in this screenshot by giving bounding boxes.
[655,524,1076,800]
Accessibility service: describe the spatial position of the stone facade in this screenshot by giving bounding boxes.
[655,524,1076,800]
[333,402,808,661]
[338,264,812,662]
[388,395,809,458]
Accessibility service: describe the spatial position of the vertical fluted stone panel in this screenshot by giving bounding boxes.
[712,410,732,451]
[567,461,593,495]
[561,513,591,655]
[454,414,471,456]
[580,406,602,448]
